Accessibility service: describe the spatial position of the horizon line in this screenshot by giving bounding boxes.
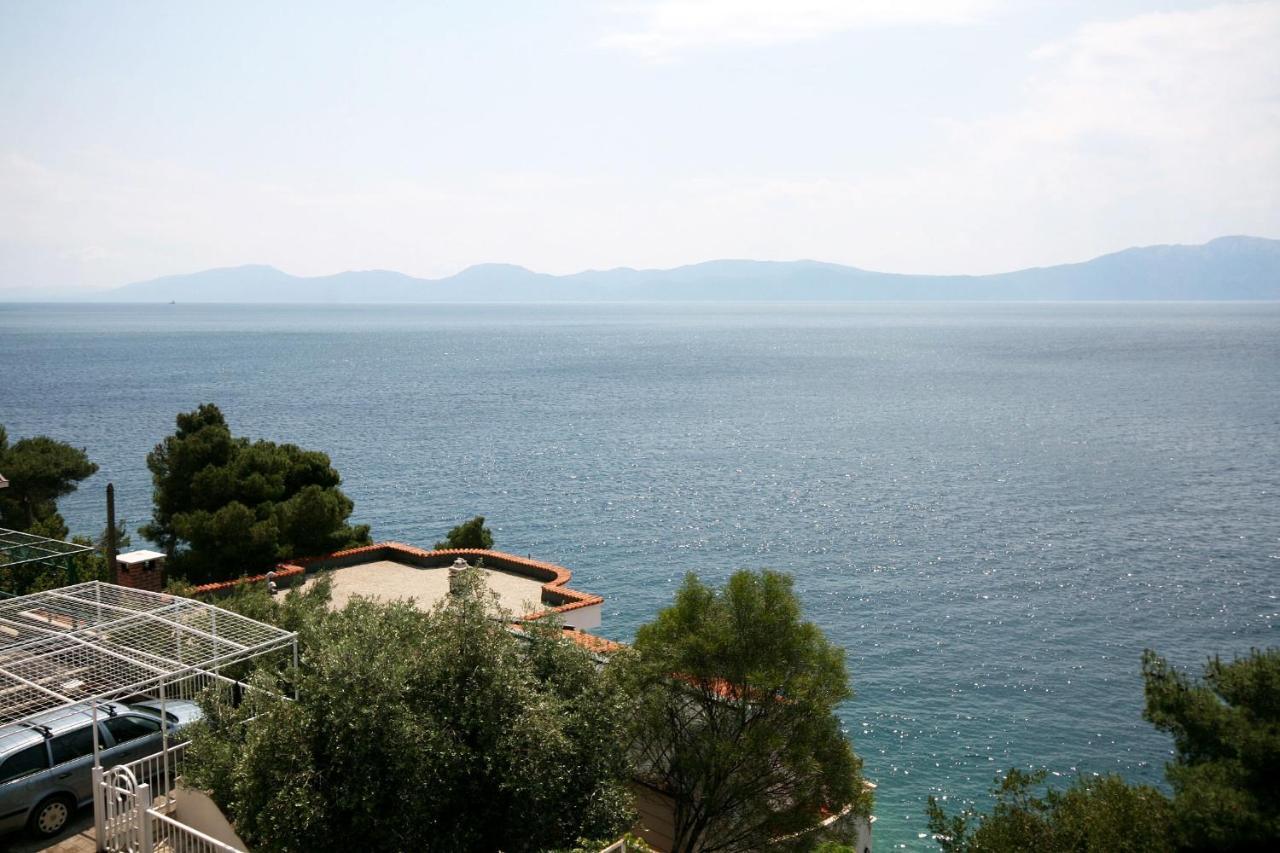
[2,234,1274,296]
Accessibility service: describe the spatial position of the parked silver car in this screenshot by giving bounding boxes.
[0,699,201,839]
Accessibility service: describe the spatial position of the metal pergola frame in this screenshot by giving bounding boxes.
[0,579,297,822]
[0,526,93,574]
[0,580,297,727]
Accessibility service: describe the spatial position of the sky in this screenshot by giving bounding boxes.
[1,0,1278,292]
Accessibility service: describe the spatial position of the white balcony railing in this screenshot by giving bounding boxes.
[149,809,244,853]
[119,740,189,806]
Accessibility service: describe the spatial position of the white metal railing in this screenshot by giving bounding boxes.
[120,740,189,805]
[164,668,249,702]
[598,840,635,853]
[97,763,246,852]
[99,766,147,852]
[149,808,244,853]
[113,666,268,810]
[94,668,285,852]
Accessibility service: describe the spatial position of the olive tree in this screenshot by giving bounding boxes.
[186,570,634,852]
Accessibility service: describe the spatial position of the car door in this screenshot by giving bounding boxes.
[0,742,52,831]
[47,725,99,806]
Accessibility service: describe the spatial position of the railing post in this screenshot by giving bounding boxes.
[92,765,105,851]
[137,782,153,853]
[160,677,170,798]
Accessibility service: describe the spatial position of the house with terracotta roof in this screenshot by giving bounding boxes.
[177,543,872,852]
[191,541,606,631]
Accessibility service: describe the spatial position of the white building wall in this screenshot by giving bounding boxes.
[560,602,602,630]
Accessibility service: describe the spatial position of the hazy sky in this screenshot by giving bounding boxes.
[2,1,1278,291]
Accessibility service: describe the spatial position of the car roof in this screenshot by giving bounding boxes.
[0,701,135,758]
[129,698,200,714]
[24,701,133,733]
[0,725,43,756]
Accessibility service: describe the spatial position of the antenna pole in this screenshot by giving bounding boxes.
[106,482,117,584]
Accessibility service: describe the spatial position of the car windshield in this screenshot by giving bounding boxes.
[127,704,178,724]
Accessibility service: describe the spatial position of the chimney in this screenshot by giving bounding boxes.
[448,558,469,596]
[115,550,167,592]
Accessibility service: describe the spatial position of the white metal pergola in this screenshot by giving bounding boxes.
[0,580,297,850]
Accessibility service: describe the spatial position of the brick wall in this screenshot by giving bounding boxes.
[116,558,165,592]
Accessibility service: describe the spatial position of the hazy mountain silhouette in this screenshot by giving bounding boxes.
[80,236,1280,302]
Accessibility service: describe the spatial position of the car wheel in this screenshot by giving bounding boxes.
[28,793,75,838]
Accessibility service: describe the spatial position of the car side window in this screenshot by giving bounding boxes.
[0,744,49,783]
[104,715,161,745]
[49,726,96,765]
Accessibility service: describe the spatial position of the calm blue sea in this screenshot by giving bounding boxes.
[2,302,1277,848]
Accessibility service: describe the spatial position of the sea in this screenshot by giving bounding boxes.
[1,301,1277,849]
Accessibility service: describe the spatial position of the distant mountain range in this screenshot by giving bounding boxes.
[17,236,1280,302]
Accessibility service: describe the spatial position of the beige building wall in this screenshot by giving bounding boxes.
[631,782,677,852]
[628,782,874,853]
[172,786,249,851]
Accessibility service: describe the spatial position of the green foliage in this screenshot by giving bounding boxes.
[63,525,117,586]
[0,531,110,595]
[927,648,1280,852]
[926,769,1173,853]
[189,573,334,642]
[435,514,494,550]
[176,577,332,686]
[930,769,1172,853]
[1143,648,1280,851]
[186,569,634,853]
[2,516,126,594]
[0,425,115,591]
[141,404,370,582]
[620,570,868,853]
[0,424,98,538]
[97,517,131,553]
[550,833,656,853]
